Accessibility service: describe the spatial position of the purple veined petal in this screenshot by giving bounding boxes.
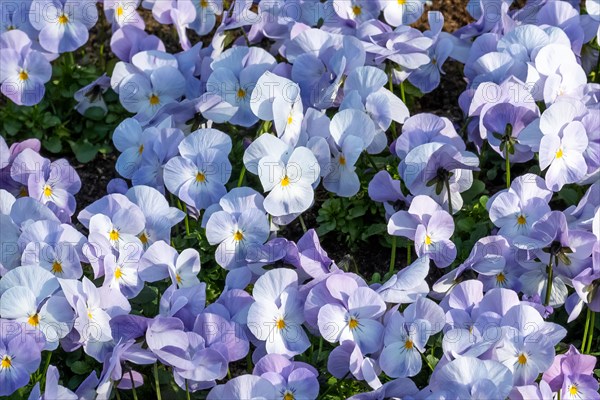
[118,72,153,114]
[368,171,403,203]
[237,208,269,245]
[348,287,386,319]
[545,151,587,192]
[427,210,454,241]
[39,18,90,53]
[179,128,232,159]
[349,317,384,355]
[151,66,186,100]
[243,134,291,175]
[318,303,348,343]
[252,268,297,304]
[1,74,45,106]
[163,156,196,195]
[325,273,360,305]
[138,240,177,282]
[380,340,423,378]
[112,118,143,151]
[344,66,388,102]
[205,210,236,245]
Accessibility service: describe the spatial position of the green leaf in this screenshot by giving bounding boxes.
[84,106,107,121]
[462,179,485,204]
[457,217,476,232]
[558,187,578,205]
[4,119,22,135]
[42,113,61,128]
[43,136,63,153]
[361,223,387,239]
[479,195,490,208]
[70,360,91,375]
[69,141,99,163]
[425,354,439,369]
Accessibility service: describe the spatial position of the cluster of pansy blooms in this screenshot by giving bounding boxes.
[1,0,600,399]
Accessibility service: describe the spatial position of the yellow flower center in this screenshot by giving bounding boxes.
[425,235,432,246]
[339,155,346,166]
[352,5,362,15]
[109,229,120,241]
[43,184,52,197]
[19,70,29,81]
[404,339,414,350]
[87,308,93,320]
[1,356,11,369]
[176,274,182,284]
[517,353,528,365]
[58,14,69,24]
[517,214,527,225]
[568,384,578,396]
[281,176,290,187]
[116,5,124,16]
[287,115,294,125]
[233,230,244,241]
[51,261,63,274]
[200,0,208,7]
[149,94,160,105]
[114,267,123,280]
[139,232,148,244]
[398,0,406,4]
[276,318,286,330]
[496,272,506,284]
[28,313,40,327]
[348,316,359,330]
[283,392,295,400]
[196,172,206,183]
[556,148,563,159]
[138,144,144,155]
[237,88,247,100]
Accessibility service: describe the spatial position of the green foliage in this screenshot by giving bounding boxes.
[316,194,386,250]
[1,53,129,163]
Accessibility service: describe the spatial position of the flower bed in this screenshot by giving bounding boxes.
[1,0,599,399]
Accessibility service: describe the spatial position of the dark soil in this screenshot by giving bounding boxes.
[69,0,474,276]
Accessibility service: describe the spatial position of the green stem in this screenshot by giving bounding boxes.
[422,352,435,371]
[458,117,472,137]
[153,363,162,400]
[389,236,397,274]
[595,44,600,83]
[39,351,52,386]
[115,384,122,400]
[445,178,453,215]
[237,166,246,187]
[365,153,378,171]
[544,256,554,306]
[406,241,412,265]
[177,199,190,236]
[585,311,595,354]
[504,146,511,189]
[388,69,397,138]
[240,27,250,46]
[316,337,323,363]
[185,379,191,400]
[581,307,591,352]
[320,372,351,398]
[246,351,253,373]
[298,214,308,233]
[400,80,407,104]
[128,370,139,400]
